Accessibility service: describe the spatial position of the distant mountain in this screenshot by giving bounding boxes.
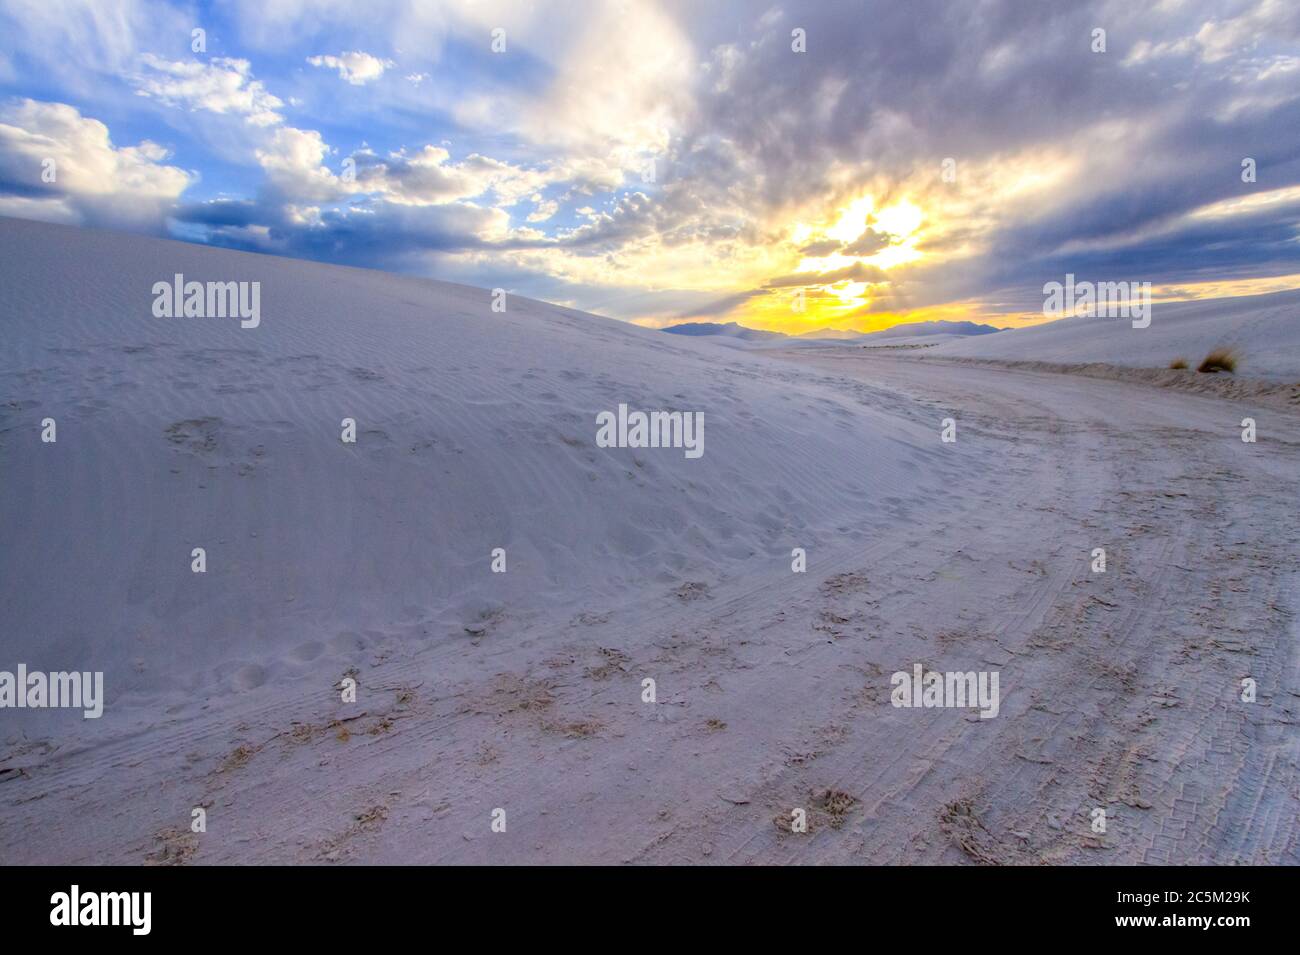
[662,321,787,341]
[864,320,1003,340]
[659,318,1003,346]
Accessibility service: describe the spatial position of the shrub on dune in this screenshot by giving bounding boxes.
[1197,348,1238,374]
[1169,357,1188,370]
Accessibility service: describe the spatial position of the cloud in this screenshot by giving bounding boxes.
[526,196,558,222]
[180,197,511,266]
[307,51,395,85]
[0,0,190,87]
[634,0,1300,323]
[130,54,285,126]
[765,262,890,289]
[0,99,191,230]
[350,146,557,206]
[843,228,891,256]
[799,239,842,257]
[255,126,347,202]
[513,0,694,163]
[1125,0,1300,66]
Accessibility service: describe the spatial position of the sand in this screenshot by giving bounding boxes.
[2,216,1297,864]
[929,289,1300,380]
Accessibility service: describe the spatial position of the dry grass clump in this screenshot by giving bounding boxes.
[1197,348,1238,374]
[1168,357,1189,370]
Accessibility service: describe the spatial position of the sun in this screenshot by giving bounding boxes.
[825,196,878,242]
[872,199,923,241]
[792,195,927,283]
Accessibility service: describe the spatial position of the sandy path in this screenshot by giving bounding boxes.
[3,354,1297,865]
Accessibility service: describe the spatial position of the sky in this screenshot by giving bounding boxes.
[1,0,1299,334]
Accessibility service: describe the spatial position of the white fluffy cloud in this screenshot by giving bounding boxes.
[307,51,395,85]
[130,54,285,126]
[515,0,692,163]
[0,99,191,228]
[255,126,348,201]
[526,196,558,222]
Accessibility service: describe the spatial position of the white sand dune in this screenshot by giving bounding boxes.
[3,217,1298,866]
[0,216,950,729]
[662,321,787,342]
[930,289,1300,379]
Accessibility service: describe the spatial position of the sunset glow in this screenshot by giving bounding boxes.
[1,0,1296,336]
